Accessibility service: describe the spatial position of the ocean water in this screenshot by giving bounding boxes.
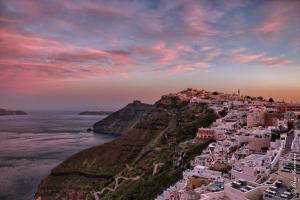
[0,111,115,200]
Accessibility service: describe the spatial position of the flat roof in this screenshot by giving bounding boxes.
[230,179,257,193]
[263,182,296,199]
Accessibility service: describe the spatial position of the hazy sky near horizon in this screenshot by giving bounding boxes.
[1,0,300,110]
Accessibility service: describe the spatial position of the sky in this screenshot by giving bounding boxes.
[0,0,300,110]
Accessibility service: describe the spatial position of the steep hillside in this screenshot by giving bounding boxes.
[35,95,217,200]
[93,100,155,135]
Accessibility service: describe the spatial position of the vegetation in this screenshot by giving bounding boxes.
[257,96,264,101]
[271,132,280,141]
[102,140,213,200]
[218,109,228,117]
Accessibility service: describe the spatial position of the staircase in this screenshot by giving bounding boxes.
[285,131,294,150]
[283,130,294,155]
[271,130,294,173]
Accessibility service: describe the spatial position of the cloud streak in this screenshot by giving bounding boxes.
[227,48,291,67]
[255,1,300,38]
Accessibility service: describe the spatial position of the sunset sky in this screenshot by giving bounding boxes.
[1,0,300,110]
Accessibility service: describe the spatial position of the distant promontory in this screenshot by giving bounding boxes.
[0,108,27,116]
[93,100,155,135]
[78,111,113,115]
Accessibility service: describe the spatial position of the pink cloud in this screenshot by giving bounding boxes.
[0,29,136,83]
[1,26,215,85]
[146,61,210,75]
[227,48,291,67]
[128,41,177,65]
[255,1,300,38]
[200,46,222,62]
[166,62,210,75]
[259,57,291,67]
[230,53,265,63]
[256,14,287,37]
[0,30,67,58]
[1,27,218,91]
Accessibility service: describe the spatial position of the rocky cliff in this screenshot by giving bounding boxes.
[93,100,155,135]
[35,94,217,200]
[0,108,27,116]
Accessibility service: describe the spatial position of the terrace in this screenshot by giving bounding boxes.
[263,180,298,200]
[230,179,257,193]
[280,162,300,174]
[280,152,300,175]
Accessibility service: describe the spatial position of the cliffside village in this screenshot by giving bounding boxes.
[155,88,300,200]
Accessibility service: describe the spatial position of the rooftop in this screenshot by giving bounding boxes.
[230,179,257,193]
[263,180,297,200]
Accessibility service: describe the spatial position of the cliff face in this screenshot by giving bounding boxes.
[0,108,27,116]
[35,96,217,200]
[93,100,155,135]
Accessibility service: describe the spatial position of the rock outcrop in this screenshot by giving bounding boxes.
[0,108,27,116]
[93,100,155,135]
[155,94,189,110]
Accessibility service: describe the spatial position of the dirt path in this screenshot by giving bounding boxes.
[93,175,140,199]
[152,162,164,175]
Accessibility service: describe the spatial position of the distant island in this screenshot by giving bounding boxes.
[0,108,27,116]
[78,111,114,115]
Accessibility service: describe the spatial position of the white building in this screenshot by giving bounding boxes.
[247,107,265,128]
[231,153,273,182]
[183,165,222,181]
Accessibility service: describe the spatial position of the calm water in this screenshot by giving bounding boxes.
[0,111,115,200]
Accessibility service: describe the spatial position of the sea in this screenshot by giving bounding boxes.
[0,111,115,200]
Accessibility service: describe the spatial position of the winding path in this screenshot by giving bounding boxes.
[153,162,164,175]
[93,175,140,200]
